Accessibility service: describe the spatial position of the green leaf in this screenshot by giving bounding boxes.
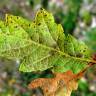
[0,33,32,59]
[0,20,9,34]
[5,14,39,42]
[5,14,29,39]
[0,9,95,74]
[19,9,94,73]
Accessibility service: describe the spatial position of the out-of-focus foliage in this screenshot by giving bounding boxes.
[84,28,96,51]
[72,80,96,96]
[54,0,83,34]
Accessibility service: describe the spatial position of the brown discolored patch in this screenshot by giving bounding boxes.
[28,70,85,96]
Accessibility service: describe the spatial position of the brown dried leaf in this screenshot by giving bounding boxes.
[28,70,85,96]
[56,80,78,96]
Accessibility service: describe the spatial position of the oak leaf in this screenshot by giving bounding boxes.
[28,70,84,96]
[0,9,95,74]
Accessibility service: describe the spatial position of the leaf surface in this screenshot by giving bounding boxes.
[0,9,95,74]
[28,70,83,96]
[19,9,94,73]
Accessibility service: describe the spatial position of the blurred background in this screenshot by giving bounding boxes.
[0,0,96,96]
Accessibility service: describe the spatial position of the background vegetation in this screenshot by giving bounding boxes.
[0,0,96,96]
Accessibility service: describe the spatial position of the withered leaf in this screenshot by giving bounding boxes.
[28,70,85,96]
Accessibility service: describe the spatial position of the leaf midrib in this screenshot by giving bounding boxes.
[0,34,95,64]
[21,39,96,64]
[1,35,96,64]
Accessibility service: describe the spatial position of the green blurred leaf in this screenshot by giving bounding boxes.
[84,28,96,51]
